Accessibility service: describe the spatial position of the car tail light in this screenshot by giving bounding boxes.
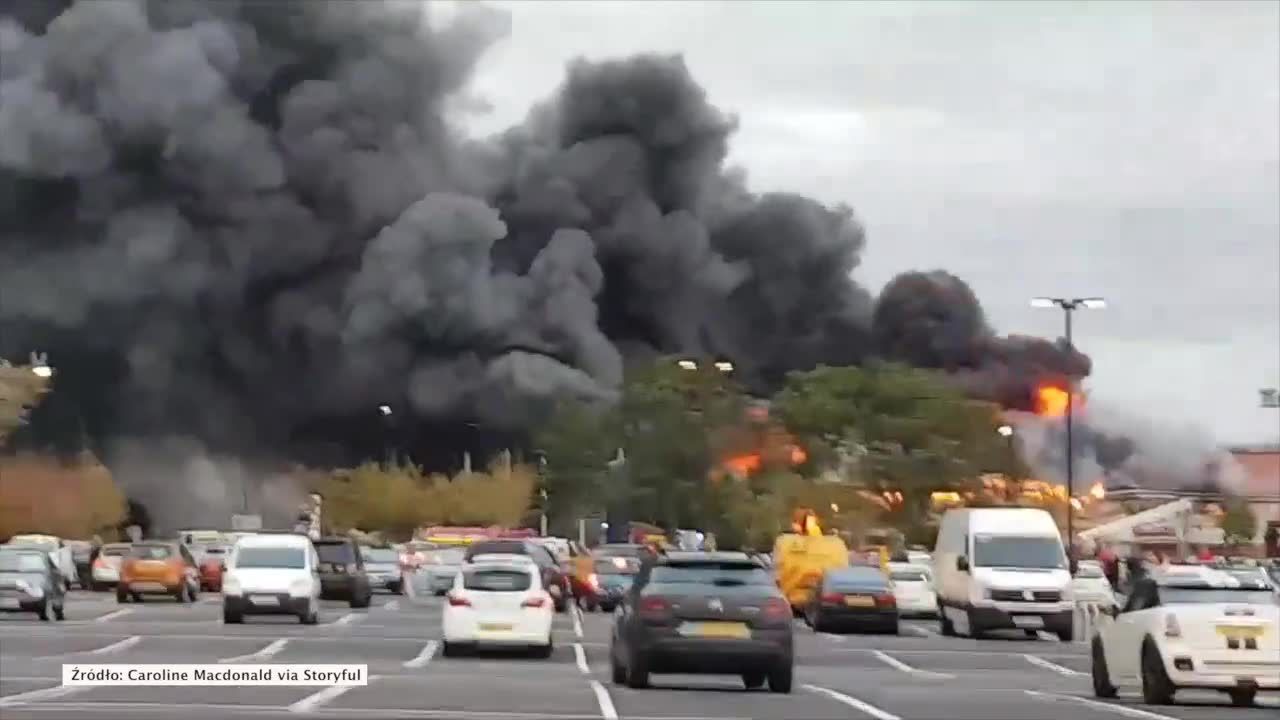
[762,598,791,621]
[638,596,671,622]
[93,558,107,570]
[821,592,844,605]
[447,593,471,607]
[522,596,547,608]
[1164,613,1181,637]
[876,593,896,607]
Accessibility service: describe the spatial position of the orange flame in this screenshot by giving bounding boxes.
[791,509,822,536]
[1088,480,1106,500]
[1035,385,1071,418]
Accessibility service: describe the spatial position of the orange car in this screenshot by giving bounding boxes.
[117,541,200,603]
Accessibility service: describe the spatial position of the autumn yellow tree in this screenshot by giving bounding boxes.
[0,453,127,540]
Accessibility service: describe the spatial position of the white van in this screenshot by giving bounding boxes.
[933,508,1074,640]
[221,533,321,625]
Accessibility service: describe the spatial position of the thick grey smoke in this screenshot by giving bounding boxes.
[4,0,1179,512]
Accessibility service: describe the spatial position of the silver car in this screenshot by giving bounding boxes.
[422,548,465,595]
[360,547,404,594]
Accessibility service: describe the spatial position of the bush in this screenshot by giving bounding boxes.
[318,460,537,538]
[0,453,127,540]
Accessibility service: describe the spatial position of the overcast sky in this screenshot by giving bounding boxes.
[458,0,1279,445]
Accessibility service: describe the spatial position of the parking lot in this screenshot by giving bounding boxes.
[0,590,1276,719]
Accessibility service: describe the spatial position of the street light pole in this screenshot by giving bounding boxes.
[1031,296,1105,562]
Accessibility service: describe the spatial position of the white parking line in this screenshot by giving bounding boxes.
[403,640,438,668]
[383,600,399,611]
[1024,691,1180,720]
[332,613,362,626]
[803,684,901,720]
[572,606,584,638]
[821,633,845,642]
[289,676,377,714]
[219,638,288,663]
[1037,631,1061,642]
[0,685,89,708]
[1024,653,1084,676]
[37,636,142,659]
[903,624,934,637]
[588,679,619,720]
[573,642,590,674]
[94,609,132,623]
[870,650,954,678]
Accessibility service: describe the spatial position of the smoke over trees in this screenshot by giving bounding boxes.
[2,1,1090,473]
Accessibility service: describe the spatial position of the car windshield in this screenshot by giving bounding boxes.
[0,552,45,573]
[463,568,532,592]
[890,570,928,582]
[315,543,356,564]
[649,562,772,587]
[130,544,172,560]
[1161,587,1278,605]
[973,535,1065,569]
[234,547,306,570]
[362,548,398,563]
[1076,565,1104,578]
[432,548,466,565]
[101,545,129,557]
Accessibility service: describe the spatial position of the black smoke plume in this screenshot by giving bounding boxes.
[2,1,1088,486]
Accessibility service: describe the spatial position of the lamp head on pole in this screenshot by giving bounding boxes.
[997,425,1014,438]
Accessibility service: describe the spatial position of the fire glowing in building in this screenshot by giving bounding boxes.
[1035,385,1071,417]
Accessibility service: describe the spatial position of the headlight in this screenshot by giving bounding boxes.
[288,578,313,597]
[16,579,42,596]
[222,576,242,595]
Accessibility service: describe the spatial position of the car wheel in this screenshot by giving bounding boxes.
[441,641,461,658]
[132,593,143,603]
[886,622,900,636]
[1024,629,1039,638]
[223,609,243,624]
[742,672,766,689]
[532,642,553,659]
[116,586,129,603]
[1140,640,1175,705]
[940,610,955,636]
[626,651,650,689]
[53,603,65,621]
[610,646,626,685]
[767,662,793,694]
[175,585,188,603]
[36,599,50,621]
[1056,628,1073,642]
[300,607,319,625]
[1090,639,1118,698]
[1228,689,1256,707]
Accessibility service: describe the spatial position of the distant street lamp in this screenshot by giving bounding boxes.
[1030,296,1106,560]
[30,351,53,378]
[997,424,1013,438]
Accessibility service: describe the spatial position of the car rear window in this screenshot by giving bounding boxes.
[102,545,129,557]
[0,552,46,573]
[362,548,398,563]
[649,562,772,588]
[1161,587,1278,606]
[465,541,527,560]
[826,569,889,591]
[234,547,307,570]
[890,570,927,582]
[130,545,173,560]
[463,568,532,592]
[315,542,356,564]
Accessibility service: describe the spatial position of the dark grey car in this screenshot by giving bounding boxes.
[609,551,794,693]
[0,548,67,621]
[805,566,899,634]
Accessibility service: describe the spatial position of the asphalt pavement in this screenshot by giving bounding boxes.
[1,589,1276,719]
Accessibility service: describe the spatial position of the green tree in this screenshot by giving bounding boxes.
[1219,499,1258,546]
[774,362,1015,531]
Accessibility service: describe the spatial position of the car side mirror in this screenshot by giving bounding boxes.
[956,556,969,572]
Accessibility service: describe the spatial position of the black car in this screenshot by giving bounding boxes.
[805,566,899,634]
[0,547,67,621]
[592,557,641,612]
[609,551,793,693]
[313,537,372,608]
[464,540,572,612]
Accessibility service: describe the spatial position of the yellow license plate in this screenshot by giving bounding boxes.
[686,622,750,639]
[1217,625,1265,639]
[479,623,514,631]
[845,596,875,608]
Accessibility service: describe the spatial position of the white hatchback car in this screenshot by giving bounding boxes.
[888,563,938,617]
[1091,566,1279,707]
[442,556,554,658]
